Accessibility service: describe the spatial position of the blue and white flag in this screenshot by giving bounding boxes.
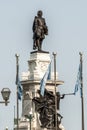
[74,63,81,96]
[40,62,51,96]
[16,64,23,100]
[17,79,23,100]
[47,63,51,80]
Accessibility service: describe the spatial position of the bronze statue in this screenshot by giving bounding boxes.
[32,10,48,51]
[32,89,65,129]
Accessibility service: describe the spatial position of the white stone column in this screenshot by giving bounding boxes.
[28,52,51,80]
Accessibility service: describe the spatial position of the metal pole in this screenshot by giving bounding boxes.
[63,93,74,96]
[79,52,84,130]
[15,54,19,130]
[25,115,32,130]
[53,52,57,130]
[30,118,31,130]
[14,105,15,129]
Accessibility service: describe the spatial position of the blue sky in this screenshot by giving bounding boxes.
[0,0,87,130]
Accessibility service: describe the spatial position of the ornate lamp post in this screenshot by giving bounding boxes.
[0,88,11,106]
[5,126,8,130]
[25,111,33,130]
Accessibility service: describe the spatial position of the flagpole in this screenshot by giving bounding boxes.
[53,52,57,130]
[14,105,15,128]
[79,52,84,130]
[15,54,19,130]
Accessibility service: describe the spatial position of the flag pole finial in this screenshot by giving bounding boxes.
[79,52,83,57]
[15,53,19,57]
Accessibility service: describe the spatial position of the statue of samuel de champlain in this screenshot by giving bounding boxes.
[32,10,48,51]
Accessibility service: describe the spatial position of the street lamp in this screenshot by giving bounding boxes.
[25,111,33,130]
[0,88,11,106]
[5,126,8,130]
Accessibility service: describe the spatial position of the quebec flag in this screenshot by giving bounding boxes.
[40,62,51,96]
[16,73,23,100]
[15,56,23,100]
[74,62,82,96]
[17,79,23,100]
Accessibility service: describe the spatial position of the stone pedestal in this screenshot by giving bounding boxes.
[28,51,51,80]
[15,51,64,130]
